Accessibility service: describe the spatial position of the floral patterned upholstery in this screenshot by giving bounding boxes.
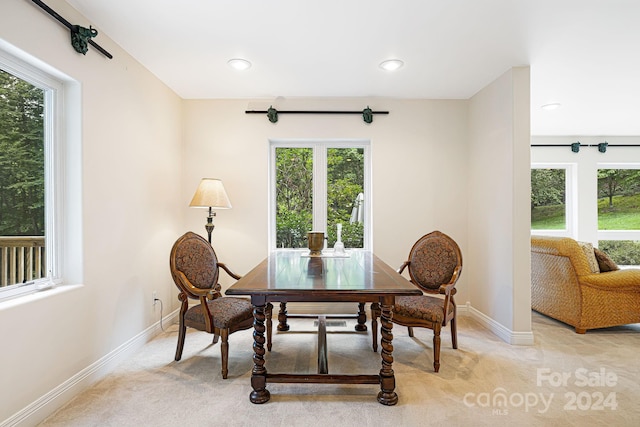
[169,231,268,379]
[394,295,454,323]
[173,235,219,291]
[370,230,462,373]
[185,297,254,329]
[408,234,460,292]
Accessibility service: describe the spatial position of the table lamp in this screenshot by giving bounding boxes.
[189,178,232,243]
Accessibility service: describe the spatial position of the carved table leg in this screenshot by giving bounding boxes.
[355,302,368,331]
[377,297,398,406]
[317,315,328,374]
[250,297,270,404]
[371,302,379,352]
[266,302,273,351]
[277,301,290,331]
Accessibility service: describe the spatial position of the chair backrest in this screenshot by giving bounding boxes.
[170,231,220,299]
[406,230,462,293]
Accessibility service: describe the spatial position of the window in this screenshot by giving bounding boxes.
[532,139,640,266]
[269,140,371,251]
[597,165,640,265]
[530,164,575,236]
[0,47,64,298]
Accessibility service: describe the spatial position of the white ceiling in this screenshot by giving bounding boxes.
[65,0,640,136]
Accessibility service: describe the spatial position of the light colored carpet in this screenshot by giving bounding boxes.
[40,312,640,426]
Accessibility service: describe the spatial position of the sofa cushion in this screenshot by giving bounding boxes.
[578,241,600,273]
[594,248,620,272]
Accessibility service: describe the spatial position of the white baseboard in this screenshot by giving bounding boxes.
[2,301,534,426]
[1,309,179,427]
[467,304,535,345]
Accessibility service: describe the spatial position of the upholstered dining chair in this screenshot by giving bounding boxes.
[371,230,462,373]
[169,231,272,379]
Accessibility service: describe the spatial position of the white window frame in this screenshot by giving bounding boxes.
[596,162,640,242]
[268,139,372,251]
[530,163,577,238]
[0,47,65,299]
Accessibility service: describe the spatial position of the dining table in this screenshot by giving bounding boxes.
[225,249,422,405]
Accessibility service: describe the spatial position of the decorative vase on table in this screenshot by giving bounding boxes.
[307,231,325,256]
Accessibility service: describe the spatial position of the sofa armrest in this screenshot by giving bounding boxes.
[531,236,593,276]
[579,269,640,291]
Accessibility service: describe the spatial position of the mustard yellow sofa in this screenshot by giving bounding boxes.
[531,236,640,333]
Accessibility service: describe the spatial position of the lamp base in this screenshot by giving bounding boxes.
[205,208,216,244]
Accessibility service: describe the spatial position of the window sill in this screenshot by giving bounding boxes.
[0,283,83,311]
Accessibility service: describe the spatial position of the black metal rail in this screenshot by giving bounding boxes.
[246,107,388,123]
[245,110,389,115]
[31,0,113,59]
[531,142,640,153]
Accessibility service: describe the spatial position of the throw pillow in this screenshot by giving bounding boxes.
[594,248,620,272]
[577,241,600,273]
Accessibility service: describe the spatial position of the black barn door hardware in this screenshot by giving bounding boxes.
[31,0,113,59]
[245,106,389,123]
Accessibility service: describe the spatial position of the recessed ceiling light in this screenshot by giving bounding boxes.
[541,103,561,111]
[379,59,404,71]
[227,58,252,71]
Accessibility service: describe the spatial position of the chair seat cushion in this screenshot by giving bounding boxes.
[185,297,253,329]
[394,295,453,323]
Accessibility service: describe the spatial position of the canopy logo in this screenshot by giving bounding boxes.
[462,368,619,415]
[463,388,553,415]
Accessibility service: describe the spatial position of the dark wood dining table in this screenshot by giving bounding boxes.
[225,250,422,405]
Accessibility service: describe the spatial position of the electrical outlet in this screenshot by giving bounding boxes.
[153,291,157,306]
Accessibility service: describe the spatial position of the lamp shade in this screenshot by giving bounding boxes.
[189,178,232,209]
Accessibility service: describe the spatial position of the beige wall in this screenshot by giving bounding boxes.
[0,1,183,423]
[468,67,532,341]
[182,98,470,315]
[182,98,470,289]
[0,1,532,425]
